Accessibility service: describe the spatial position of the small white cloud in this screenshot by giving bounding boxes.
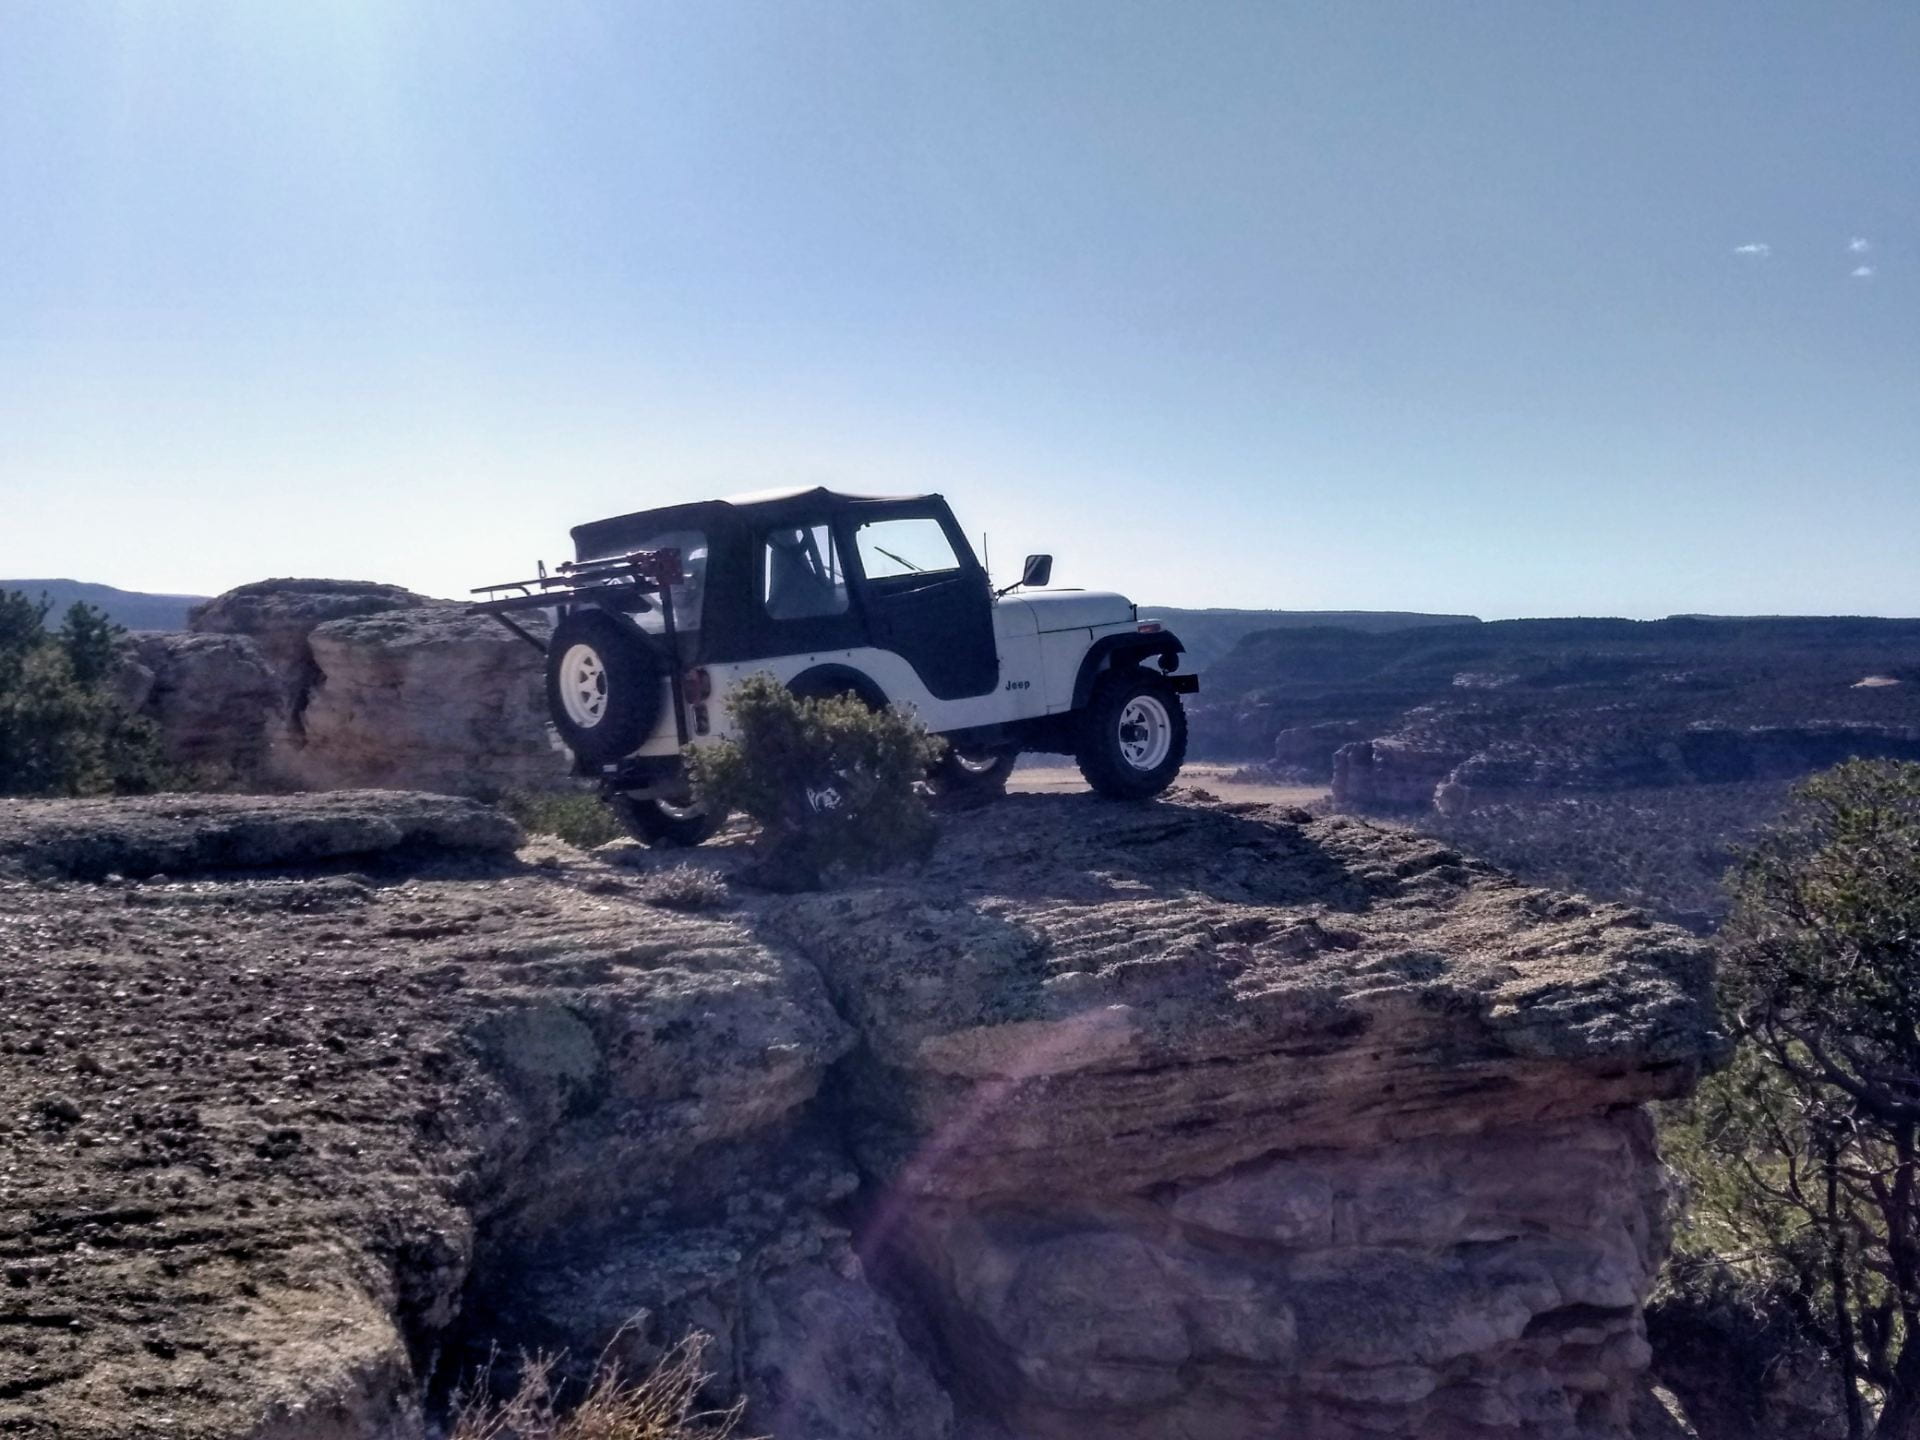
[1733,242,1771,257]
[1850,237,1872,253]
[1852,265,1876,279]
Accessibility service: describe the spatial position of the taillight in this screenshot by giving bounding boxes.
[685,668,713,702]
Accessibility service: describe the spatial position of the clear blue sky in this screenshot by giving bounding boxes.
[1,2,1915,617]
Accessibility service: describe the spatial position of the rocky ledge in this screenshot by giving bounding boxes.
[0,790,1723,1439]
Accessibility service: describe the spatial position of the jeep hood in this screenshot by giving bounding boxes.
[1001,590,1135,633]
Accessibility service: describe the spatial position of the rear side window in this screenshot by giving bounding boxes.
[854,517,962,579]
[762,523,848,619]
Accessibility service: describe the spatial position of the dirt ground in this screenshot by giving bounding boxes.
[1012,760,1328,808]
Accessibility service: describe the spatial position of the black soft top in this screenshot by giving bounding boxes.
[571,487,936,562]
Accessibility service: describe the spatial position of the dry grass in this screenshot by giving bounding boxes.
[449,1333,758,1440]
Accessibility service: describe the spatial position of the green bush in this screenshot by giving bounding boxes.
[686,674,944,885]
[1660,760,1920,1437]
[501,789,626,848]
[0,590,168,797]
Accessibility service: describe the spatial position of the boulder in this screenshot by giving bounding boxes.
[188,578,433,683]
[127,632,284,780]
[165,579,570,796]
[277,606,566,795]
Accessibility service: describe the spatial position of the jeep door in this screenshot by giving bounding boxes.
[847,509,998,700]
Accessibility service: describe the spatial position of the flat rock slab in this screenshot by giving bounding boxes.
[0,791,523,880]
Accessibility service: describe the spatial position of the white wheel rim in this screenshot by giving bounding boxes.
[1117,695,1172,771]
[954,750,1002,775]
[558,643,609,728]
[658,797,704,821]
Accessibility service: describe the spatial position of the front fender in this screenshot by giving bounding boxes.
[1070,632,1189,710]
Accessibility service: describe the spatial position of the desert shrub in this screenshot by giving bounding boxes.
[450,1333,755,1440]
[685,673,944,886]
[502,789,626,849]
[641,863,730,911]
[0,590,168,797]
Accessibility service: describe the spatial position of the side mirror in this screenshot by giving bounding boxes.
[1020,554,1053,588]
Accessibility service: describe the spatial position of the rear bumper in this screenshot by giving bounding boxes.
[580,752,688,798]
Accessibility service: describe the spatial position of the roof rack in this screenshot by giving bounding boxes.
[467,547,685,655]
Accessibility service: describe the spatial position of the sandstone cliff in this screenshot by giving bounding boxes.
[0,788,1723,1440]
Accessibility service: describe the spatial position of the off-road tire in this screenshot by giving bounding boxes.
[608,793,723,848]
[931,746,1018,797]
[1074,668,1188,800]
[545,610,666,764]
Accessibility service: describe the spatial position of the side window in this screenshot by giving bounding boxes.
[761,522,848,620]
[853,517,962,580]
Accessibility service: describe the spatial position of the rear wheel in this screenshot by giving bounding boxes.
[930,745,1018,797]
[608,793,722,848]
[1074,669,1188,799]
[545,611,666,765]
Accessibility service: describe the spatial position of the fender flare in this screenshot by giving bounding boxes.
[1070,633,1186,711]
[787,663,891,711]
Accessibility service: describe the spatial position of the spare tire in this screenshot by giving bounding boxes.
[545,610,667,764]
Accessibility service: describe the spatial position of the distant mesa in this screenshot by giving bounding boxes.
[1141,605,1480,676]
[3,578,210,631]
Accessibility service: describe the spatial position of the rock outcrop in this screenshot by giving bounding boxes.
[187,578,434,683]
[122,633,284,779]
[125,579,566,797]
[278,607,564,794]
[1333,733,1467,812]
[0,789,1722,1440]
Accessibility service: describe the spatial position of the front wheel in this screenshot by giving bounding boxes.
[1074,670,1188,800]
[608,793,723,848]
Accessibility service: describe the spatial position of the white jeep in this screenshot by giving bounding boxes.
[473,487,1197,845]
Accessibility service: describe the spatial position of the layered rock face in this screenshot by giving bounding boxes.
[127,578,567,795]
[0,790,1722,1440]
[773,800,1717,1439]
